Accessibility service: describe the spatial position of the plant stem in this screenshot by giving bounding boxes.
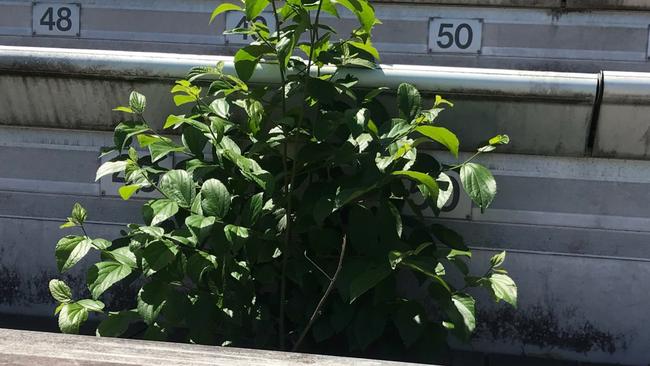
[270,0,290,350]
[291,234,347,352]
[449,151,482,170]
[79,223,89,238]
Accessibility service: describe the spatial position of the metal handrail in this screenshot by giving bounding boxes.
[0,46,597,101]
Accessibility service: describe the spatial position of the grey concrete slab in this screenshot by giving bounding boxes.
[462,249,650,365]
[0,328,427,366]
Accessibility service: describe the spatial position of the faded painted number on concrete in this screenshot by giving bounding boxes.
[225,12,276,45]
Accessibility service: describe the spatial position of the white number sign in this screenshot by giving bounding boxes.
[429,18,482,54]
[32,3,80,37]
[225,12,276,45]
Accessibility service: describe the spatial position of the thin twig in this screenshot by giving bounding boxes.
[291,234,347,352]
[304,251,333,281]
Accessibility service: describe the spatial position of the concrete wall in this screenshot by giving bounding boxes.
[4,1,650,72]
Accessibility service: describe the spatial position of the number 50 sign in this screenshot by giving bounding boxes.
[429,18,482,54]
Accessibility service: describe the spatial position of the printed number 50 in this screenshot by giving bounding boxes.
[437,23,473,50]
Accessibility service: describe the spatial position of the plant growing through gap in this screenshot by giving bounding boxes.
[50,0,517,359]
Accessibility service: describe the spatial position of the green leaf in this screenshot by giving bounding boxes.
[349,265,391,303]
[244,0,269,20]
[201,179,231,219]
[118,184,141,200]
[164,114,197,129]
[149,142,185,163]
[55,236,93,272]
[210,3,243,23]
[49,279,73,303]
[114,121,150,151]
[244,99,264,134]
[58,303,88,334]
[142,240,179,272]
[187,252,218,285]
[334,0,378,32]
[186,215,216,243]
[478,145,496,153]
[105,247,137,268]
[352,306,386,350]
[136,134,160,147]
[401,257,443,278]
[436,173,454,209]
[182,128,208,160]
[415,126,459,158]
[224,225,249,243]
[490,251,506,268]
[59,220,76,229]
[139,226,165,238]
[431,224,468,251]
[489,134,510,145]
[97,310,139,337]
[96,160,127,181]
[113,106,133,114]
[384,200,402,237]
[137,281,169,325]
[397,83,421,121]
[241,192,263,226]
[393,301,425,347]
[159,170,196,208]
[392,170,439,203]
[77,299,105,312]
[87,261,133,299]
[348,41,380,60]
[173,94,197,106]
[129,91,146,114]
[490,273,517,307]
[92,238,113,250]
[460,163,497,211]
[71,203,87,225]
[450,293,476,334]
[234,45,271,82]
[210,98,230,119]
[149,199,179,226]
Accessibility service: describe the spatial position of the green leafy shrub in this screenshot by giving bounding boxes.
[50,0,516,359]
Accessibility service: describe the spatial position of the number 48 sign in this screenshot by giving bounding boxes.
[225,12,276,45]
[32,3,80,37]
[429,18,482,54]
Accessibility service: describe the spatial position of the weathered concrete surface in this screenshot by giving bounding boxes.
[567,0,650,10]
[0,328,426,365]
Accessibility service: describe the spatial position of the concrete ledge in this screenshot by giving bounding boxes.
[0,328,424,366]
[0,46,597,101]
[373,0,650,10]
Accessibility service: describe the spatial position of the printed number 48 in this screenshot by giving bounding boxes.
[40,7,73,32]
[235,16,268,40]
